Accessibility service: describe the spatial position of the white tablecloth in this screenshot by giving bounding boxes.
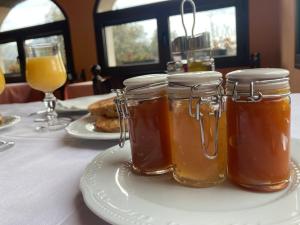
[0,94,299,225]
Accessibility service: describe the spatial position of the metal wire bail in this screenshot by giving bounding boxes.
[232,81,263,103]
[181,0,196,38]
[112,89,128,147]
[188,84,223,160]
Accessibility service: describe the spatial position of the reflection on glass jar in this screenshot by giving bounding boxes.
[114,74,172,175]
[168,71,227,187]
[226,68,291,192]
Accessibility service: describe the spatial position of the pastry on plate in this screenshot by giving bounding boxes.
[88,97,118,118]
[94,116,120,133]
[88,97,123,133]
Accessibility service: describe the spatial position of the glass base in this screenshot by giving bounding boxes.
[230,178,290,192]
[35,117,71,132]
[173,172,226,188]
[131,164,172,176]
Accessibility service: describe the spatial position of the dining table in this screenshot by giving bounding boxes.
[0,93,299,225]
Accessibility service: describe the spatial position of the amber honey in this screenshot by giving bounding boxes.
[168,71,227,187]
[115,74,172,175]
[127,95,172,174]
[226,68,291,192]
[227,97,290,191]
[169,99,227,187]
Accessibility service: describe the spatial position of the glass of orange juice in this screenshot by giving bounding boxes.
[25,43,70,130]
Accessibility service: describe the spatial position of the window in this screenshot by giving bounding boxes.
[169,7,237,57]
[0,0,74,83]
[95,0,249,80]
[105,19,159,67]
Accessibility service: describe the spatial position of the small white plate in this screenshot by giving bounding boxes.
[65,114,120,140]
[80,139,300,225]
[56,93,116,113]
[0,115,21,130]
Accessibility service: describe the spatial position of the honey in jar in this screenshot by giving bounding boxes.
[226,68,291,192]
[168,71,227,187]
[114,74,172,175]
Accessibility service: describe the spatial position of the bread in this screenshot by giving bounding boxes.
[88,97,122,133]
[95,116,120,133]
[88,97,118,118]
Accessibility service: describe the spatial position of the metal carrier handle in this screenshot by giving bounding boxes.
[112,89,129,147]
[181,0,196,38]
[188,83,224,160]
[228,77,290,102]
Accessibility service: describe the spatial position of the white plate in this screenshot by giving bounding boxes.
[65,114,120,140]
[80,139,300,225]
[56,93,116,113]
[0,115,21,130]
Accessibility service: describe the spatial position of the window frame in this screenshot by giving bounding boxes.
[0,0,74,83]
[94,0,249,80]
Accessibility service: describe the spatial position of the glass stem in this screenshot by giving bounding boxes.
[43,92,57,123]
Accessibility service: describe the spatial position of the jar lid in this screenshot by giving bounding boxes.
[226,68,289,81]
[123,74,167,96]
[168,71,222,98]
[168,71,222,85]
[226,68,290,97]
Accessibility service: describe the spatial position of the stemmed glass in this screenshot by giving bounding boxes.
[25,43,70,131]
[0,69,14,151]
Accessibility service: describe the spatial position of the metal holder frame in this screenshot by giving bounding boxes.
[181,0,196,39]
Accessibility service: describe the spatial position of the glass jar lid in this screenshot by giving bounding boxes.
[226,68,290,101]
[123,74,168,96]
[226,68,289,81]
[168,71,222,98]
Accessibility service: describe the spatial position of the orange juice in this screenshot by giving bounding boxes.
[26,55,66,93]
[0,69,6,95]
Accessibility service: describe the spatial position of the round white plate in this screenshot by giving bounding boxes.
[65,114,120,140]
[56,93,116,113]
[80,139,300,225]
[0,115,21,130]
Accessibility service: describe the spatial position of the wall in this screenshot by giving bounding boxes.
[55,0,98,80]
[281,0,300,93]
[249,0,281,68]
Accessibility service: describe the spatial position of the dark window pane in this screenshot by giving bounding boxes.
[169,7,237,57]
[104,19,159,67]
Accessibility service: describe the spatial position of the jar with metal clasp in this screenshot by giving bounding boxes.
[114,74,172,175]
[226,68,291,192]
[168,71,227,187]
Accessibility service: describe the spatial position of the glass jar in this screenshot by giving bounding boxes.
[168,71,227,187]
[187,32,215,72]
[114,74,172,175]
[226,68,291,192]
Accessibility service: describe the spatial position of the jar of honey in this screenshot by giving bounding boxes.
[114,74,172,175]
[168,71,227,187]
[226,68,291,192]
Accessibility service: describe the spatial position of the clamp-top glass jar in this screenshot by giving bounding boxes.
[168,71,227,187]
[226,68,291,192]
[114,74,172,175]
